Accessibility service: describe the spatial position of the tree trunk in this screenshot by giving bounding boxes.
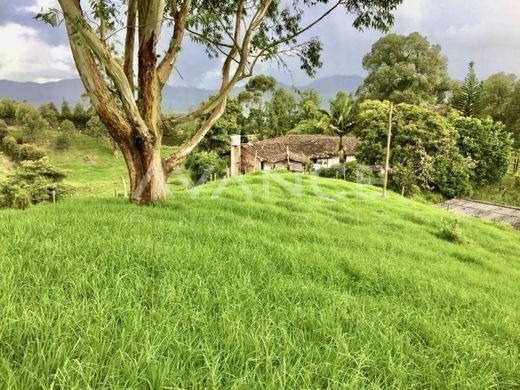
[123,143,167,204]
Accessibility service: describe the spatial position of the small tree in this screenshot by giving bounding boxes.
[56,133,72,151]
[0,157,73,209]
[0,119,8,139]
[451,115,513,185]
[452,62,484,117]
[60,119,76,133]
[185,151,226,184]
[21,109,48,141]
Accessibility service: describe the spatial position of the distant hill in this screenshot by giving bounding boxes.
[0,74,363,113]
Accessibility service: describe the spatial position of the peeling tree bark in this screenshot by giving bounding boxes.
[57,0,275,204]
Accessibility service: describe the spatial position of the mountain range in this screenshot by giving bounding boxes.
[0,75,363,113]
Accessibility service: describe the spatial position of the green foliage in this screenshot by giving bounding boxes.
[320,91,357,137]
[1,135,18,157]
[0,99,17,124]
[0,157,72,209]
[18,106,48,141]
[437,219,464,243]
[71,102,91,128]
[451,115,513,185]
[17,144,46,162]
[355,100,473,197]
[60,100,72,120]
[452,62,484,117]
[288,119,324,135]
[0,119,8,139]
[265,89,298,137]
[481,72,517,123]
[39,102,60,129]
[318,162,373,182]
[185,151,226,184]
[86,116,108,139]
[357,33,452,104]
[60,119,76,133]
[55,133,72,151]
[198,98,241,154]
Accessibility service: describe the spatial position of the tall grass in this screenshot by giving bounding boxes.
[0,172,519,388]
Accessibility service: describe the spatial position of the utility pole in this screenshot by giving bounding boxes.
[383,103,393,199]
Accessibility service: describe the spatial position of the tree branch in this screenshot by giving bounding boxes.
[157,0,191,86]
[124,0,137,92]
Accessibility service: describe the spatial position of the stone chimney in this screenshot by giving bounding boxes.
[230,135,241,176]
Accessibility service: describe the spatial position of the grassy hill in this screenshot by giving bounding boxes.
[0,172,519,388]
[2,130,189,197]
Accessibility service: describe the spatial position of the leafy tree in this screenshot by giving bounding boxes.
[20,108,48,141]
[0,99,17,124]
[60,100,72,120]
[265,89,298,137]
[198,98,242,154]
[452,62,484,117]
[238,75,277,138]
[36,0,403,204]
[0,119,8,139]
[357,33,451,104]
[355,100,473,197]
[0,157,72,209]
[185,151,227,184]
[86,116,108,139]
[60,119,76,133]
[503,81,520,147]
[55,133,72,151]
[71,102,91,128]
[451,115,513,185]
[481,73,517,123]
[39,103,60,129]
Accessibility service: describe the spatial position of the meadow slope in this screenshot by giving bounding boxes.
[0,172,519,388]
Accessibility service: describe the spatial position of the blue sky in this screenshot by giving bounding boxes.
[0,0,519,87]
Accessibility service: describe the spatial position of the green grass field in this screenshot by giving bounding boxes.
[1,172,519,388]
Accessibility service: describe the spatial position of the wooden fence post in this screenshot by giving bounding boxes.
[383,103,393,199]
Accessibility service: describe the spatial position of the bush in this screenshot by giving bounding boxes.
[17,144,46,161]
[0,119,8,139]
[185,151,227,184]
[55,133,72,151]
[318,162,373,183]
[20,108,48,141]
[451,115,513,185]
[0,157,73,209]
[437,219,464,243]
[60,119,76,133]
[2,135,18,156]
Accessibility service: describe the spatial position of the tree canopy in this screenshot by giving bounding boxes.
[357,32,451,105]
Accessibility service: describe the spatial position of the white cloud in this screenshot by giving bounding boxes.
[0,23,76,82]
[21,0,59,13]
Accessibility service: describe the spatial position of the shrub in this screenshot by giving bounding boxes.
[451,115,513,185]
[0,157,73,209]
[86,116,107,139]
[20,108,48,141]
[55,133,72,151]
[2,135,18,156]
[318,162,373,183]
[0,119,8,139]
[185,151,227,184]
[437,219,464,243]
[60,119,76,133]
[17,144,46,161]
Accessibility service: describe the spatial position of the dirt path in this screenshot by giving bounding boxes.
[440,199,520,229]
